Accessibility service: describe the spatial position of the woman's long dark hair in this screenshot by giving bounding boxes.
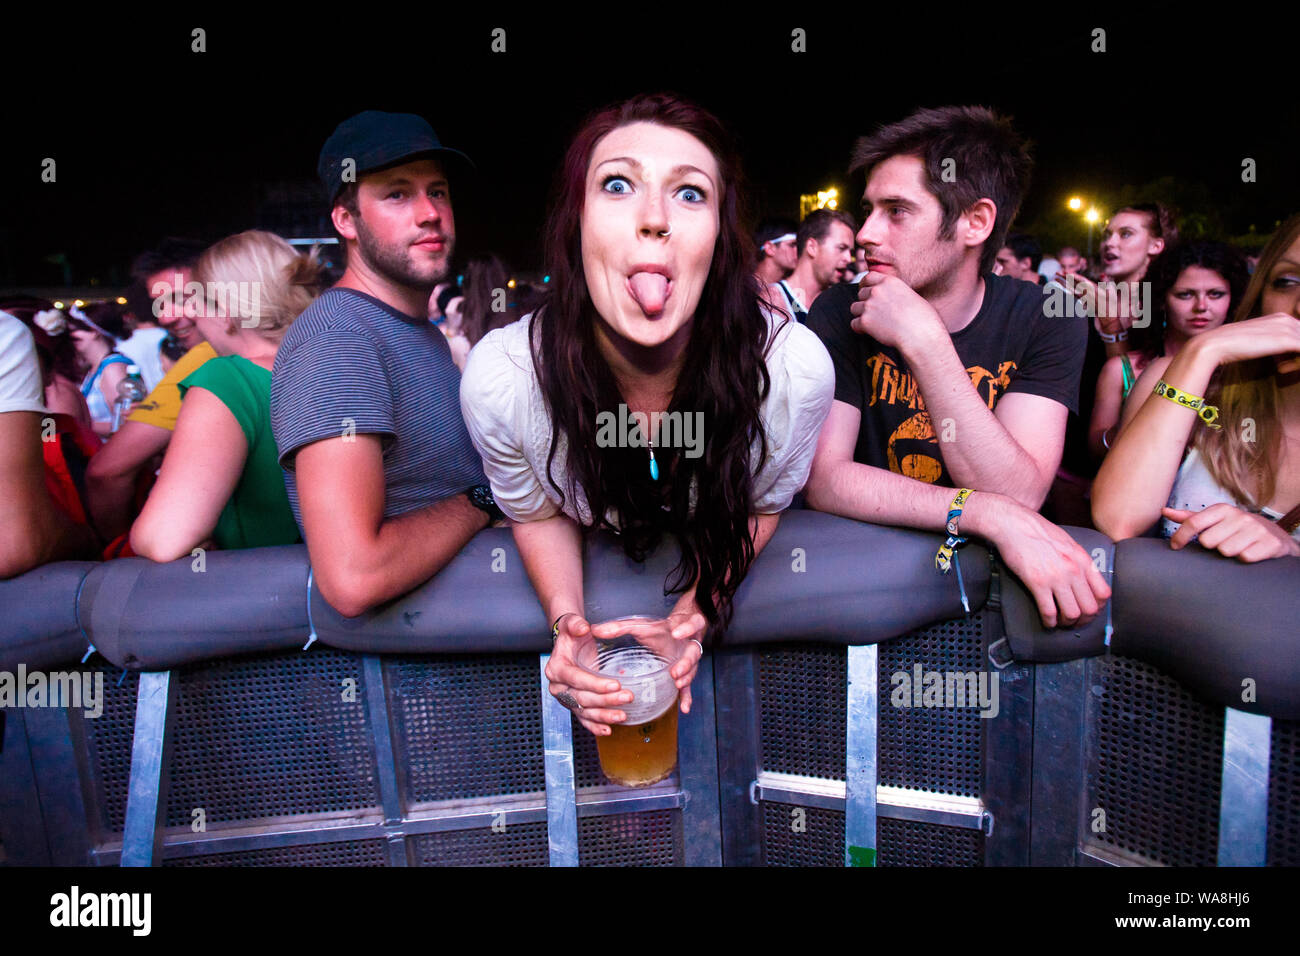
[462,253,515,346]
[533,92,775,640]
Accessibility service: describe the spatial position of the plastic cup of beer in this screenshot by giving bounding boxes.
[575,616,683,788]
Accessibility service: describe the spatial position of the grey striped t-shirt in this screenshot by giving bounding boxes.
[270,288,486,528]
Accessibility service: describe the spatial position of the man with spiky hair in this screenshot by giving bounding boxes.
[804,106,1109,629]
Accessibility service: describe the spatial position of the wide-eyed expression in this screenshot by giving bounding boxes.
[581,122,720,349]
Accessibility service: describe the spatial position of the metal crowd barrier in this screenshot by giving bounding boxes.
[1,511,1296,867]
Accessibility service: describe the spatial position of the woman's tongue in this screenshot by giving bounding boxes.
[628,272,669,316]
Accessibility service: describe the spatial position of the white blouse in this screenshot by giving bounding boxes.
[459,308,835,526]
[1162,445,1300,542]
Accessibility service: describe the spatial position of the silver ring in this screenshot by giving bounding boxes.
[690,639,704,656]
[658,226,671,238]
[556,690,582,711]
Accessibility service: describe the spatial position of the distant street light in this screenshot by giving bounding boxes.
[800,187,841,219]
[1084,207,1101,258]
[1067,196,1083,212]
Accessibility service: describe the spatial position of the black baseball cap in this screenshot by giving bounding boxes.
[317,110,473,204]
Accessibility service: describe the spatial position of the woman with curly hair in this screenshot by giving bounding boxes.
[1094,213,1300,560]
[1089,240,1249,458]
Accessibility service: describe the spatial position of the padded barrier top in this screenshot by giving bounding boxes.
[0,561,98,671]
[311,511,991,654]
[1,512,988,669]
[76,545,310,670]
[1111,538,1300,720]
[2,511,1297,717]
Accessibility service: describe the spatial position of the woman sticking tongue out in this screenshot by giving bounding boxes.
[582,122,720,417]
[627,270,671,317]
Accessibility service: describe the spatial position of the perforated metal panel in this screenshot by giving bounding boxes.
[84,651,380,834]
[572,714,608,788]
[759,803,984,867]
[877,611,991,797]
[163,839,388,867]
[409,823,549,866]
[878,817,983,867]
[82,663,138,836]
[1268,719,1300,866]
[578,810,682,866]
[387,655,544,802]
[760,802,843,866]
[758,647,845,779]
[758,612,992,794]
[1085,655,1222,866]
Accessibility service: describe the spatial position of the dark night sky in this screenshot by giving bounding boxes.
[4,10,1297,289]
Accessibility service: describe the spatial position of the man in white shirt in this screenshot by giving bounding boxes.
[772,208,856,323]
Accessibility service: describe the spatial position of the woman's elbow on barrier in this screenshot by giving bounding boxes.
[128,521,195,565]
[1091,502,1147,544]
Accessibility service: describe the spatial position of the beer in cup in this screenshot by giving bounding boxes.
[575,616,683,787]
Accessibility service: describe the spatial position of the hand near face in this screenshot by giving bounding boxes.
[1194,313,1300,367]
[1163,505,1300,562]
[849,271,944,350]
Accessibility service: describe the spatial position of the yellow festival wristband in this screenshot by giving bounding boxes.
[935,489,974,614]
[1153,380,1222,429]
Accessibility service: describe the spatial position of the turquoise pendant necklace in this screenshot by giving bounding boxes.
[649,439,659,480]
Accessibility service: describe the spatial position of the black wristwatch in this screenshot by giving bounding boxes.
[466,484,504,524]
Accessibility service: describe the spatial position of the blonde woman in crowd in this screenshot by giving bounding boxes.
[131,231,325,560]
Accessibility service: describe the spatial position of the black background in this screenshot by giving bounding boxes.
[4,9,1297,288]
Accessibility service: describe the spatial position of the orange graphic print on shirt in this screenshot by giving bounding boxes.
[866,352,1017,483]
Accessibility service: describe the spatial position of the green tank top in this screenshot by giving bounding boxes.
[1120,353,1137,400]
[179,355,301,550]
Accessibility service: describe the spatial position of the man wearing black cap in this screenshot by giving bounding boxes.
[270,110,501,618]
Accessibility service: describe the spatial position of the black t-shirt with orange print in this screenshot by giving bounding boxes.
[806,274,1086,488]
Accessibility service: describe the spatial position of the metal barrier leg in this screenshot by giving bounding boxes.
[361,655,409,867]
[540,654,578,867]
[845,644,878,867]
[0,708,51,864]
[678,656,722,866]
[713,648,762,867]
[1217,707,1270,867]
[121,671,177,867]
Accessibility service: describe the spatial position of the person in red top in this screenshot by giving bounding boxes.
[0,312,100,578]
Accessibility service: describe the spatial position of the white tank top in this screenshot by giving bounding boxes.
[1161,446,1298,541]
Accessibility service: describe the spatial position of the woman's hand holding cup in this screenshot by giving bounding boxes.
[545,613,634,736]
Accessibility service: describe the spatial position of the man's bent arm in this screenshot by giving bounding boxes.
[804,401,1109,628]
[901,324,1064,509]
[803,400,1006,534]
[295,433,488,618]
[86,420,171,540]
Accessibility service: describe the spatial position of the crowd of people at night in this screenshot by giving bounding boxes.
[3,97,1297,733]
